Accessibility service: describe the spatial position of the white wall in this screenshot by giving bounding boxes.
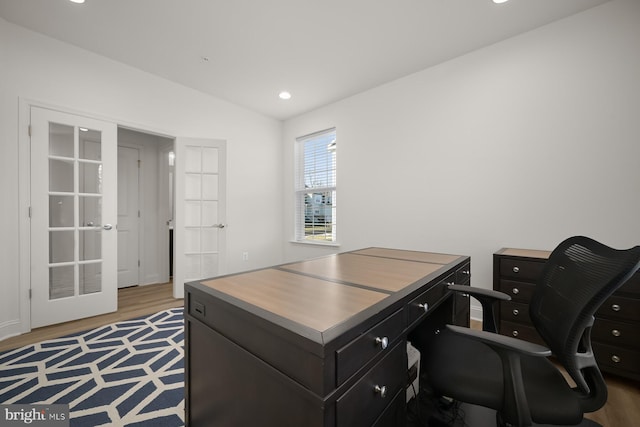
[282,0,640,319]
[0,19,284,340]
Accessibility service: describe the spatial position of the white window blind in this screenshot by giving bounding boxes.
[295,128,336,243]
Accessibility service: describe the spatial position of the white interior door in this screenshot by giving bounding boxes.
[174,138,226,298]
[117,146,140,288]
[30,106,118,328]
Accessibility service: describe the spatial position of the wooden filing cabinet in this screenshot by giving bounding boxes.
[494,248,640,381]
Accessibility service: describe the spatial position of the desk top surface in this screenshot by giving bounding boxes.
[199,248,467,333]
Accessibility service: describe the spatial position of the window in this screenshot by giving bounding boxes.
[295,128,337,243]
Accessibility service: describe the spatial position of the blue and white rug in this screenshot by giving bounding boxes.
[0,308,185,426]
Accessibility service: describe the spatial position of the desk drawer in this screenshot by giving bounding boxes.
[500,258,544,281]
[371,388,405,427]
[336,342,405,427]
[407,275,452,326]
[336,310,404,386]
[455,263,471,285]
[593,318,639,349]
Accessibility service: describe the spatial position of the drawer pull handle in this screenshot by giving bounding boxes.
[513,309,519,316]
[375,336,389,350]
[611,355,621,363]
[462,270,470,275]
[513,266,520,273]
[611,329,621,337]
[418,303,429,313]
[374,385,387,398]
[462,293,469,298]
[512,288,520,295]
[512,330,519,337]
[611,304,621,312]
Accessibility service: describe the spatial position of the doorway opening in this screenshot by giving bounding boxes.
[117,128,174,289]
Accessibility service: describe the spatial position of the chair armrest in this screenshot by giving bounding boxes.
[447,284,511,301]
[445,324,551,357]
[446,324,551,426]
[447,285,511,333]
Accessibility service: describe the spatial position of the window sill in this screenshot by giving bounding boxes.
[289,240,341,247]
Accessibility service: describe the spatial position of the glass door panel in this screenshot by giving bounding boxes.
[48,123,74,157]
[49,159,74,192]
[49,195,74,227]
[49,265,74,300]
[79,196,101,227]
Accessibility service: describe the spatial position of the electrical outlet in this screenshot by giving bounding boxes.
[242,251,249,261]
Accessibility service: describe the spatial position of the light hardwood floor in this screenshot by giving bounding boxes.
[1,288,637,426]
[469,320,640,427]
[0,282,183,352]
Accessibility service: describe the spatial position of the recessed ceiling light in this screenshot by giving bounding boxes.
[493,0,509,3]
[69,0,85,3]
[279,91,292,100]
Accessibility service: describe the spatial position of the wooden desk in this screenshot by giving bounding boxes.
[185,248,470,427]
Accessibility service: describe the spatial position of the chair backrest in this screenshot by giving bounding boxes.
[529,236,640,411]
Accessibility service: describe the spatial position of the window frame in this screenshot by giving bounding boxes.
[294,128,337,245]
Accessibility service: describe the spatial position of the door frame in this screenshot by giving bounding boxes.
[158,141,176,284]
[18,99,224,334]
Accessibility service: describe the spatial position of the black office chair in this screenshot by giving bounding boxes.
[423,236,640,427]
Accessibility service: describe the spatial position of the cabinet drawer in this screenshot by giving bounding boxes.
[593,342,640,376]
[407,275,451,326]
[597,295,640,322]
[499,320,544,346]
[500,258,545,281]
[498,280,536,303]
[336,310,404,386]
[336,342,406,427]
[500,301,531,324]
[593,318,640,349]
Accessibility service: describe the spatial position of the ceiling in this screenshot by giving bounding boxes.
[0,0,610,120]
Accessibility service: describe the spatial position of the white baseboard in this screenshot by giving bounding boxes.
[470,304,483,322]
[0,319,24,343]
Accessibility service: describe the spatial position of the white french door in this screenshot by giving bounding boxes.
[30,106,118,328]
[173,138,226,298]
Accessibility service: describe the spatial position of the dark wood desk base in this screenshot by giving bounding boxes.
[185,248,470,426]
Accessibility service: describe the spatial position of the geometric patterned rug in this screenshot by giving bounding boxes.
[0,308,185,426]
